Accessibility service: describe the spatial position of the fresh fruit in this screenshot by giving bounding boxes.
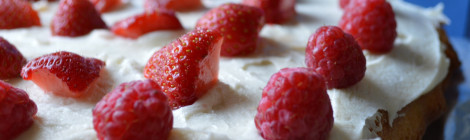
[144,28,223,109]
[340,0,351,9]
[0,37,27,79]
[196,3,265,56]
[242,0,296,24]
[0,0,41,29]
[0,80,38,140]
[255,67,333,140]
[51,0,108,37]
[90,0,122,13]
[111,10,183,39]
[93,80,173,140]
[339,0,397,53]
[21,51,106,97]
[144,0,202,12]
[305,26,366,89]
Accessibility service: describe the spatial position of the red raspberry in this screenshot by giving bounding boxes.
[339,0,397,53]
[305,26,366,89]
[0,80,38,140]
[144,28,223,109]
[0,37,27,79]
[93,80,173,140]
[255,68,333,140]
[242,0,296,24]
[340,0,350,9]
[196,3,265,56]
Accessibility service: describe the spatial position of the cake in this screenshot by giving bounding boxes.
[0,0,459,139]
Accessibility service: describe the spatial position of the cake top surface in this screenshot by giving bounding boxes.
[0,0,450,139]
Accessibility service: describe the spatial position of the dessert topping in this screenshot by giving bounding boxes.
[144,28,223,109]
[305,26,366,89]
[197,3,265,56]
[93,80,173,140]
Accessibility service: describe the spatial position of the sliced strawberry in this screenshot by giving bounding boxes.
[0,37,27,80]
[144,0,202,12]
[21,51,106,98]
[0,0,41,29]
[144,28,223,109]
[196,3,265,56]
[242,0,296,24]
[51,0,108,37]
[111,10,183,39]
[90,0,122,13]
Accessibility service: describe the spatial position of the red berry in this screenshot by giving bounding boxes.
[0,37,27,79]
[144,0,202,12]
[144,28,223,109]
[21,51,106,97]
[51,0,108,37]
[305,26,366,89]
[0,80,37,140]
[196,3,265,56]
[255,68,333,140]
[242,0,295,24]
[339,0,397,53]
[93,80,173,140]
[340,0,351,9]
[111,10,183,39]
[0,0,41,29]
[90,0,123,13]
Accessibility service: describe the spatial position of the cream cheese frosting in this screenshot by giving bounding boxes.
[0,0,449,139]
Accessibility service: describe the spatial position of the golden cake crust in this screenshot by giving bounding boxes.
[374,28,461,139]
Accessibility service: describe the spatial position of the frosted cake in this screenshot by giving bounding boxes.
[0,0,459,139]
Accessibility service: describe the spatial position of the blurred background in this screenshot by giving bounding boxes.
[403,0,470,140]
[405,0,469,38]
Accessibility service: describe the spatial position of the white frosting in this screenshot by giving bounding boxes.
[0,0,449,139]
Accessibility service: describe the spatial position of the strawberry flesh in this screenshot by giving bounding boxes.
[0,0,41,29]
[144,28,223,109]
[196,3,265,56]
[144,0,202,12]
[112,10,183,39]
[90,0,123,13]
[51,0,108,37]
[21,51,106,97]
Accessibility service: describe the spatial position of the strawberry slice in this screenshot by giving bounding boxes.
[242,0,296,24]
[90,0,122,13]
[144,0,202,12]
[21,51,106,98]
[196,3,265,56]
[144,28,223,109]
[0,0,41,29]
[0,37,27,80]
[51,0,108,37]
[111,10,183,39]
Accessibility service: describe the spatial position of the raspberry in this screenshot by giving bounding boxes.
[339,0,397,53]
[305,26,366,89]
[0,80,38,140]
[93,80,173,140]
[255,68,333,140]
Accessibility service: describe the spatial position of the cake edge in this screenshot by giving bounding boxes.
[374,27,461,139]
